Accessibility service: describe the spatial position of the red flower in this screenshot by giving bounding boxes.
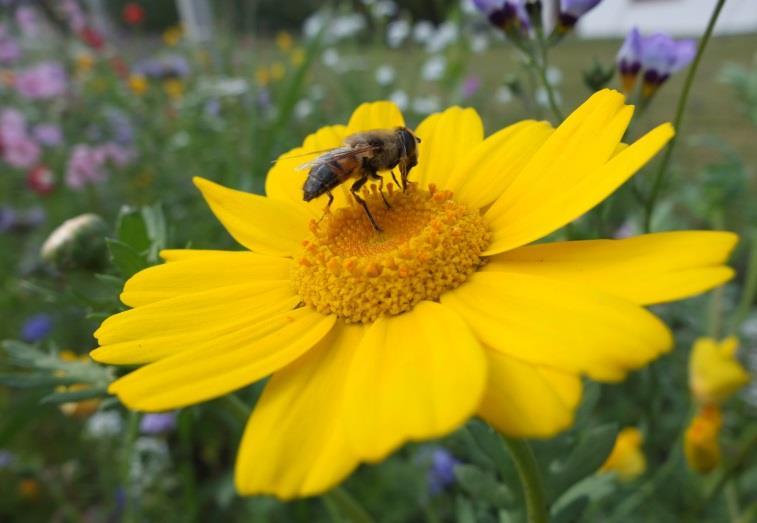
[79,26,105,50]
[27,166,56,195]
[122,3,146,25]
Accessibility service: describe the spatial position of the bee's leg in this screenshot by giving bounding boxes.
[370,172,391,209]
[399,163,409,192]
[316,192,334,224]
[390,169,400,189]
[351,175,382,232]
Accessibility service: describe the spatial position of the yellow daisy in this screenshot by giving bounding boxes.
[91,89,737,499]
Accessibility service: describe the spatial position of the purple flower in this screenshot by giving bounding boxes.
[0,109,41,168]
[427,448,459,495]
[0,207,17,232]
[21,313,53,342]
[15,6,39,37]
[0,108,26,137]
[0,206,44,233]
[559,0,602,24]
[65,143,134,189]
[32,123,63,147]
[134,54,190,80]
[140,412,177,434]
[472,0,529,33]
[462,74,481,99]
[15,62,67,100]
[0,25,20,64]
[61,0,86,33]
[106,109,134,145]
[616,28,695,95]
[0,450,15,469]
[639,33,696,85]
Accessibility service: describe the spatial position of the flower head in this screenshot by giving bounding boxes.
[427,448,459,494]
[92,90,737,499]
[27,165,56,195]
[121,3,145,25]
[0,25,20,64]
[21,313,53,342]
[600,427,646,481]
[689,337,750,406]
[684,406,722,474]
[473,0,529,35]
[557,0,602,30]
[140,412,177,434]
[15,62,67,100]
[32,123,63,147]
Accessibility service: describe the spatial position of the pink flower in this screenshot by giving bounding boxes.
[3,137,41,169]
[15,7,39,38]
[65,143,135,189]
[0,25,21,64]
[15,62,67,100]
[32,123,63,147]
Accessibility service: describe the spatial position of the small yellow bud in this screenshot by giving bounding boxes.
[163,26,183,47]
[689,337,750,406]
[600,427,646,481]
[276,31,294,52]
[684,406,722,474]
[128,73,148,96]
[163,79,184,100]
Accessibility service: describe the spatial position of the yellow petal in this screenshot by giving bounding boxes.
[412,107,484,190]
[689,337,751,405]
[265,124,348,214]
[484,90,674,254]
[121,252,293,307]
[441,272,672,382]
[343,301,486,462]
[486,231,738,305]
[236,322,364,499]
[346,101,404,135]
[600,427,647,481]
[194,177,310,257]
[446,120,553,209]
[92,283,300,364]
[107,307,336,411]
[159,249,226,262]
[479,350,582,437]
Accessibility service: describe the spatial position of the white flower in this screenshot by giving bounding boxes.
[470,34,489,54]
[85,411,123,438]
[389,89,409,110]
[535,87,562,107]
[371,0,397,18]
[294,99,313,120]
[546,66,563,86]
[387,19,410,48]
[413,20,435,43]
[331,14,366,40]
[412,95,440,114]
[496,86,513,104]
[422,55,446,81]
[303,13,326,39]
[375,64,396,86]
[425,21,457,53]
[322,48,341,68]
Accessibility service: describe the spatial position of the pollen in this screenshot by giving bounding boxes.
[293,183,490,323]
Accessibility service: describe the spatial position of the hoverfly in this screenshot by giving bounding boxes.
[294,127,421,232]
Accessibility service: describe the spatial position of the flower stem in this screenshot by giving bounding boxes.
[532,25,564,122]
[501,437,550,523]
[643,0,728,232]
[729,231,757,334]
[220,393,251,427]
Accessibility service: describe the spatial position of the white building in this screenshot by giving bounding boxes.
[578,0,757,38]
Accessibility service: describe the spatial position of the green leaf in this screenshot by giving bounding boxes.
[41,387,108,404]
[547,423,618,503]
[455,496,477,523]
[551,496,589,523]
[107,238,148,279]
[466,420,516,481]
[454,464,514,508]
[142,203,167,262]
[116,206,151,253]
[0,373,82,388]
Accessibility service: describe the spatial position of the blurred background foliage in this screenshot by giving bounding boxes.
[0,0,755,521]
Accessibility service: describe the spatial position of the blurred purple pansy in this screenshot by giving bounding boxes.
[472,0,529,32]
[559,0,602,26]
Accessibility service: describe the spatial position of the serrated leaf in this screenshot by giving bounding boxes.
[107,238,148,279]
[547,424,618,503]
[454,464,513,508]
[41,387,107,404]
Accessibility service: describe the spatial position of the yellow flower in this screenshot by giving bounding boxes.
[91,90,737,499]
[270,62,286,82]
[689,337,750,406]
[290,48,305,67]
[685,405,722,473]
[75,52,94,73]
[128,74,148,96]
[56,351,101,418]
[163,26,183,47]
[600,427,646,481]
[254,67,270,87]
[163,79,184,100]
[276,31,294,52]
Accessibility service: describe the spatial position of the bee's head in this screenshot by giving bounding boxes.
[397,127,421,157]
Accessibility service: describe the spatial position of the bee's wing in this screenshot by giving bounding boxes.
[294,145,376,171]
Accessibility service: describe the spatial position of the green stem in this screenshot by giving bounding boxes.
[729,231,757,334]
[502,437,549,523]
[532,25,564,122]
[323,486,376,523]
[219,393,251,427]
[643,0,728,232]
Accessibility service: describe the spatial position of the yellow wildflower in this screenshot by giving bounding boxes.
[163,79,184,100]
[684,406,723,473]
[290,48,305,67]
[600,427,646,481]
[255,67,271,87]
[163,26,183,46]
[689,337,750,406]
[128,74,148,96]
[270,62,286,82]
[57,351,101,418]
[276,31,294,52]
[91,90,737,499]
[75,52,94,73]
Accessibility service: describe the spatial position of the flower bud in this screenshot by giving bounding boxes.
[684,406,722,474]
[40,213,108,271]
[689,337,750,406]
[600,427,646,481]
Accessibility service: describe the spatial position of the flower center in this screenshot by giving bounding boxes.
[294,183,490,323]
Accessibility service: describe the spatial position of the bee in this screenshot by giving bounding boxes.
[298,127,421,231]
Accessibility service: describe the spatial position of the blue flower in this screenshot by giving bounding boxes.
[21,313,53,342]
[140,412,178,434]
[427,448,459,495]
[558,0,602,27]
[472,0,529,34]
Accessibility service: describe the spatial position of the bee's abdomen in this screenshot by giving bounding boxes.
[303,161,350,201]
